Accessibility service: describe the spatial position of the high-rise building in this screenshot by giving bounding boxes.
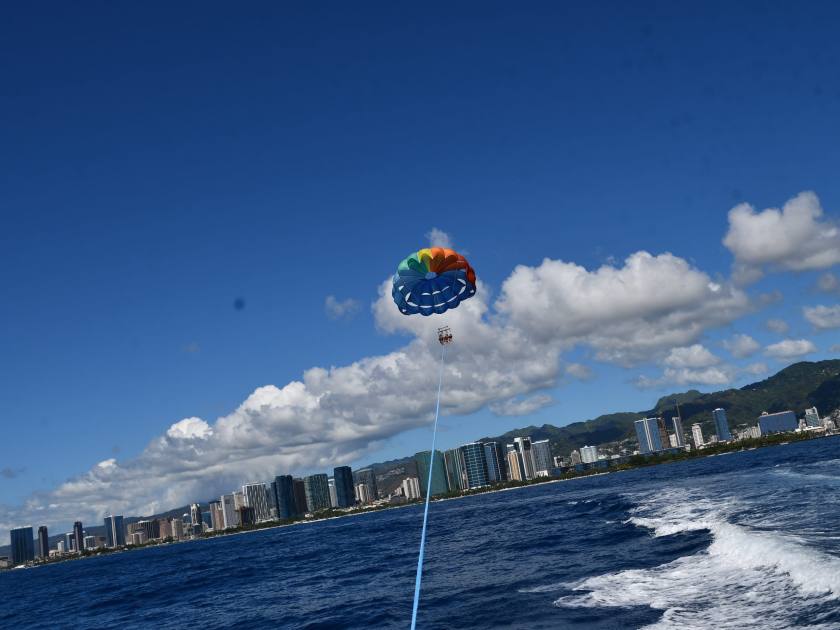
[460,442,490,489]
[65,532,75,553]
[83,535,97,551]
[273,475,299,519]
[293,478,308,514]
[158,518,172,540]
[10,527,35,565]
[209,501,225,531]
[635,418,663,454]
[73,521,84,553]
[238,506,256,526]
[758,410,797,435]
[655,417,671,450]
[691,423,705,448]
[104,515,125,548]
[353,468,378,501]
[483,442,507,483]
[56,540,65,553]
[190,504,204,534]
[304,474,331,512]
[333,466,356,508]
[401,476,422,499]
[580,445,599,464]
[804,406,821,428]
[355,483,371,504]
[171,518,185,540]
[506,449,524,481]
[671,417,685,447]
[328,477,337,507]
[37,525,49,559]
[414,450,449,497]
[242,483,271,522]
[712,408,732,441]
[443,448,466,490]
[569,450,582,465]
[507,437,536,480]
[131,531,146,546]
[221,494,240,529]
[531,439,553,476]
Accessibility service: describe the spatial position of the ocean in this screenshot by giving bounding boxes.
[3,436,839,629]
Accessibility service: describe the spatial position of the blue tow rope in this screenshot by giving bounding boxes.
[410,342,446,629]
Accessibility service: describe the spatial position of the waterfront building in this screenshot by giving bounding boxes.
[304,474,331,512]
[37,525,49,559]
[273,475,299,519]
[353,468,378,501]
[158,518,172,539]
[444,448,466,490]
[580,445,599,464]
[671,417,685,447]
[209,501,224,531]
[131,531,146,545]
[171,518,185,540]
[483,442,508,482]
[655,417,670,450]
[327,477,337,508]
[293,478,308,514]
[10,527,34,565]
[569,450,582,465]
[83,535,96,550]
[65,532,75,553]
[221,494,240,529]
[506,449,524,481]
[531,439,553,476]
[758,411,797,435]
[104,515,125,548]
[333,466,356,508]
[73,521,84,553]
[691,423,705,448]
[190,503,203,527]
[415,450,449,497]
[401,476,422,499]
[56,540,65,553]
[355,483,371,504]
[507,437,536,480]
[238,506,256,525]
[635,418,663,454]
[805,406,821,428]
[713,408,733,441]
[460,442,490,489]
[243,483,271,522]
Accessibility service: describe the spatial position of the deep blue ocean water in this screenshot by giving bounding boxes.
[3,436,839,629]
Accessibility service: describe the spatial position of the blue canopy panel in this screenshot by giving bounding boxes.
[392,269,476,316]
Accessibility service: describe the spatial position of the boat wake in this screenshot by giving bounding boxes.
[554,488,840,629]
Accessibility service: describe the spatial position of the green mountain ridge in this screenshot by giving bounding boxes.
[480,360,840,456]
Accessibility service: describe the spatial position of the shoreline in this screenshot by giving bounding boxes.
[6,431,836,573]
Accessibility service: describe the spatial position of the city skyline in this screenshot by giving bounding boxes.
[4,2,840,547]
[7,392,834,562]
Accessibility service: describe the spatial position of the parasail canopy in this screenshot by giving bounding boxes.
[392,247,477,316]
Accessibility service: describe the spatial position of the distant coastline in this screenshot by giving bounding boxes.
[6,429,835,574]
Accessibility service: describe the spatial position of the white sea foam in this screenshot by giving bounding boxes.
[554,487,840,629]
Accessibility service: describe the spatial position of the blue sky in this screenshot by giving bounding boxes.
[2,2,840,536]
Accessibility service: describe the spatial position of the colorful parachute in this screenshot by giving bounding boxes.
[392,247,477,315]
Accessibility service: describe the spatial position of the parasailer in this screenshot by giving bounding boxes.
[392,247,477,630]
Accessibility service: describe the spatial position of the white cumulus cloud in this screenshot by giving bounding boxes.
[166,417,214,440]
[723,334,761,358]
[803,305,840,330]
[723,191,840,282]
[425,227,453,249]
[663,344,721,368]
[325,295,361,320]
[764,339,818,359]
[766,318,790,335]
